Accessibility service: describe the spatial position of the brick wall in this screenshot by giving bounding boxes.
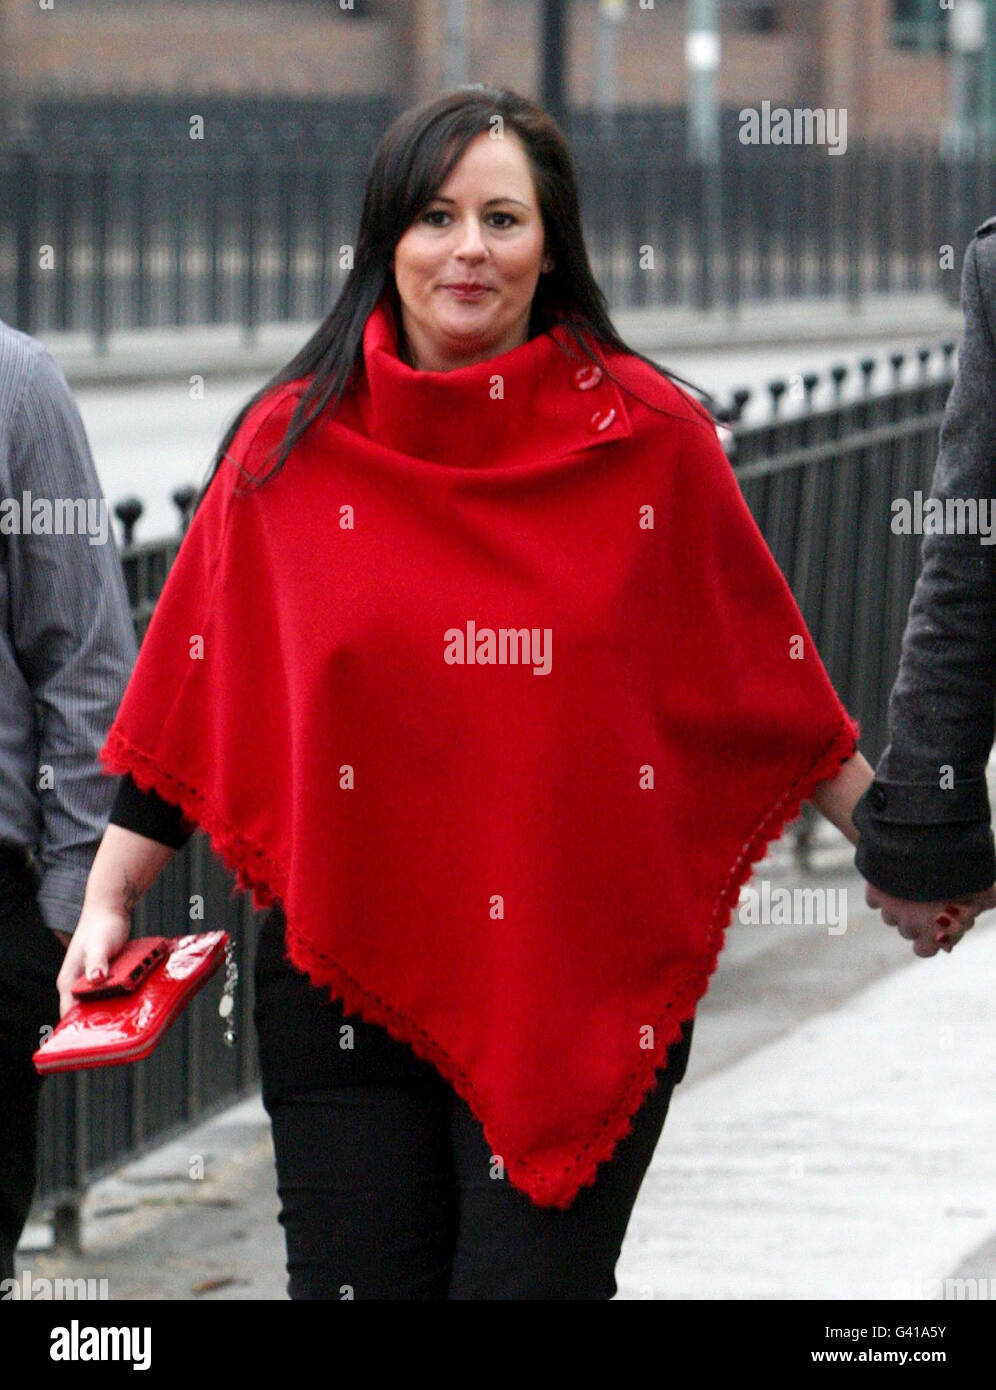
[0,0,953,145]
[0,0,394,97]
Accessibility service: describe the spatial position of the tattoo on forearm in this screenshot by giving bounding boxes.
[122,875,141,915]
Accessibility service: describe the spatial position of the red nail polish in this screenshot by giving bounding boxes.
[937,915,952,928]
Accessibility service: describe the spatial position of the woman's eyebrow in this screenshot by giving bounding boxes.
[428,196,530,209]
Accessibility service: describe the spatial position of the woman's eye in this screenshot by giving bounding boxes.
[421,210,516,228]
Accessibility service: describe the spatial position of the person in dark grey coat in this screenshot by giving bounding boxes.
[853,216,996,956]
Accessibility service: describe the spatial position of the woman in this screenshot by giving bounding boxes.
[59,86,883,1300]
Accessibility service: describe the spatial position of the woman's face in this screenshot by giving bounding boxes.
[390,130,553,372]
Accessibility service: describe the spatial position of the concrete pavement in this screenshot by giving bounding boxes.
[19,1096,285,1301]
[617,913,996,1300]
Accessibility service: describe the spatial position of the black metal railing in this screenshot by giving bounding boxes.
[718,341,956,769]
[2,101,990,346]
[32,336,957,1231]
[34,849,263,1244]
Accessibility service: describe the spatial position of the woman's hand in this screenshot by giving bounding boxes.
[865,883,996,958]
[52,822,179,1017]
[806,752,996,956]
[56,903,132,1017]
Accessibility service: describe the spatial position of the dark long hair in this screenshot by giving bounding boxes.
[193,84,716,514]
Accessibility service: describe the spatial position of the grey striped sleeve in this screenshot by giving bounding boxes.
[3,339,137,935]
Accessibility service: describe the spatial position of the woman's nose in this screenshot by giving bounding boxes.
[453,218,487,256]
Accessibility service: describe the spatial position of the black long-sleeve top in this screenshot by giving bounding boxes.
[108,772,196,850]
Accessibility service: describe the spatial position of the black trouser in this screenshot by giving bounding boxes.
[253,904,693,1300]
[0,848,65,1281]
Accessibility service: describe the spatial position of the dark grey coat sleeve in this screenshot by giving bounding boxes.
[852,224,996,900]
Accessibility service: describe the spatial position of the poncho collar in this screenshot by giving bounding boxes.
[354,291,634,470]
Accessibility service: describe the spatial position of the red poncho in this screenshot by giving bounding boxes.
[100,292,859,1207]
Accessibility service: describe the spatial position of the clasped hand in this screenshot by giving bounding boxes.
[864,884,996,957]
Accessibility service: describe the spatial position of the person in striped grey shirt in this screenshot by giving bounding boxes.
[0,319,136,1280]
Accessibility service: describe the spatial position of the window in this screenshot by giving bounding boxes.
[892,0,948,52]
[726,0,784,34]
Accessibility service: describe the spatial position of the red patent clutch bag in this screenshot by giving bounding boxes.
[33,931,230,1075]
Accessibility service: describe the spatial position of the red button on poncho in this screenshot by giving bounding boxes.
[100,293,860,1208]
